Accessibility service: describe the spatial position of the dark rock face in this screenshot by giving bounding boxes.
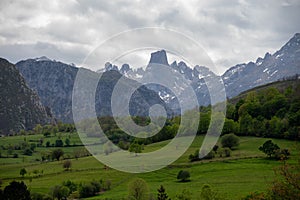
[0,58,51,135]
[16,58,168,123]
[16,58,78,123]
[95,70,171,117]
[149,50,169,66]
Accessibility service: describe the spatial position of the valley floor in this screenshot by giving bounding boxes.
[0,135,299,199]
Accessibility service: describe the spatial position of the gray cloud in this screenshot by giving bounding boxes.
[0,0,299,73]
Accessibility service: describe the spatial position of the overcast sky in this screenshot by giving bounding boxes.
[0,0,299,74]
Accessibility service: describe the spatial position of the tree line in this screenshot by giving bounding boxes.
[6,82,299,153]
[79,83,300,152]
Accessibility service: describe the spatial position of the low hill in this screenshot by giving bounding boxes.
[229,77,300,105]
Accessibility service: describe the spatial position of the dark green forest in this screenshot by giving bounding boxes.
[14,79,300,149]
[80,79,300,149]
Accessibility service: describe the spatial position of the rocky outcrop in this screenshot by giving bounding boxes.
[0,58,52,135]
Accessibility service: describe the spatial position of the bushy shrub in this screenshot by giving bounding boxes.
[175,189,192,200]
[63,160,72,170]
[62,180,77,193]
[189,150,200,162]
[79,184,94,198]
[259,140,290,160]
[189,149,216,162]
[55,139,64,147]
[79,180,102,198]
[223,147,231,157]
[213,145,219,152]
[46,141,51,147]
[2,181,31,200]
[177,170,190,182]
[274,148,290,160]
[200,184,225,200]
[204,151,215,159]
[51,185,70,200]
[221,134,240,149]
[23,148,33,156]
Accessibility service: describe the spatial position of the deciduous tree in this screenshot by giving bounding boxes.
[221,134,240,149]
[128,178,149,200]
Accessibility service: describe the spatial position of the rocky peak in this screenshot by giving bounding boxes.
[34,56,51,62]
[256,57,264,65]
[120,64,131,74]
[286,32,300,46]
[178,61,188,71]
[276,32,300,55]
[104,62,118,71]
[170,61,177,68]
[263,52,272,60]
[148,50,169,66]
[222,33,300,98]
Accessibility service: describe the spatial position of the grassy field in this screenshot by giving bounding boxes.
[0,134,299,199]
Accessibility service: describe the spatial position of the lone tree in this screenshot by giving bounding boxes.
[3,181,31,200]
[20,168,27,177]
[128,178,149,200]
[52,149,64,161]
[157,185,170,200]
[63,160,72,171]
[259,140,280,158]
[221,133,239,149]
[129,143,142,156]
[177,170,190,182]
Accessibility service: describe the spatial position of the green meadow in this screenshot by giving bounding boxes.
[0,133,298,199]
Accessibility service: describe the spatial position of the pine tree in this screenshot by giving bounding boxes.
[157,185,170,200]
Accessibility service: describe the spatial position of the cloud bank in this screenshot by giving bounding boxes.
[0,0,299,73]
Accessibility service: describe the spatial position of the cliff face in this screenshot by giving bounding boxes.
[16,58,169,123]
[16,58,77,123]
[0,58,52,135]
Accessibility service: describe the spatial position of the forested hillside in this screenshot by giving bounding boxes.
[223,78,300,139]
[75,78,300,151]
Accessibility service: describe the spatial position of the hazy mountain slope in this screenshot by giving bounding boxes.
[16,58,169,123]
[101,33,300,105]
[223,33,300,98]
[16,58,78,123]
[14,33,300,123]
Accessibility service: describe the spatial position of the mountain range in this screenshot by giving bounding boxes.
[98,33,300,105]
[0,33,299,134]
[15,58,169,124]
